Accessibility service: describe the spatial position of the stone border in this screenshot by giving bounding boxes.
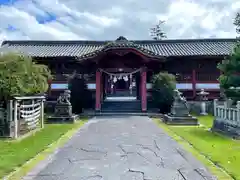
[4,120,86,180]
[212,119,240,139]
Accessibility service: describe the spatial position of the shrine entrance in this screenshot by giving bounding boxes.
[77,36,165,112]
[100,68,141,101]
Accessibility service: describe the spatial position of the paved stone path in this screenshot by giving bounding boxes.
[24,116,216,180]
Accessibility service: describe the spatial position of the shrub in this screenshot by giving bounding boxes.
[69,75,92,113]
[0,53,52,105]
[0,53,51,136]
[151,72,176,113]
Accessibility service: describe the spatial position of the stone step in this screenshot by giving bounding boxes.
[101,101,141,111]
[81,112,162,117]
[101,109,142,113]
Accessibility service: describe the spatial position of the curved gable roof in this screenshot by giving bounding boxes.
[0,37,238,58]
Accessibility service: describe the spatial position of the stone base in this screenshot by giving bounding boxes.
[163,114,199,125]
[47,114,79,124]
[211,119,240,139]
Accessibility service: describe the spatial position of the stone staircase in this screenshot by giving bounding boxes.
[101,100,142,113]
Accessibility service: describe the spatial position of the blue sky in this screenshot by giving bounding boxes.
[0,0,239,42]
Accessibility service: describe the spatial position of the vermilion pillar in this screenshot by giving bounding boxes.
[192,69,196,99]
[141,68,147,112]
[95,70,101,111]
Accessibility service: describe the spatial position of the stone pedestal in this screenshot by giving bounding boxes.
[48,90,78,123]
[55,104,72,116]
[163,114,198,125]
[163,89,198,125]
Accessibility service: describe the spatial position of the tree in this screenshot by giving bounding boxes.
[218,44,240,102]
[150,20,167,40]
[151,72,176,113]
[217,12,240,102]
[69,75,92,113]
[0,53,52,105]
[234,12,240,35]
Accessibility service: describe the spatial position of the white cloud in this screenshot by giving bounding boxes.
[0,4,84,40]
[0,0,239,42]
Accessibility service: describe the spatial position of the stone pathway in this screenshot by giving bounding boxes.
[24,116,216,180]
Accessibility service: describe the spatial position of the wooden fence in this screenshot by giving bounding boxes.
[0,96,45,139]
[213,99,240,136]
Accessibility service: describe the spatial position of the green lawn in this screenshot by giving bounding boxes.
[155,115,240,180]
[0,119,87,179]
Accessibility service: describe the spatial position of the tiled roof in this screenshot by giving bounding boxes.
[0,37,238,58]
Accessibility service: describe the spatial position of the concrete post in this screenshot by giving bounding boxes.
[14,100,18,139]
[41,99,44,128]
[237,101,240,122]
[213,99,218,117]
[224,100,227,119]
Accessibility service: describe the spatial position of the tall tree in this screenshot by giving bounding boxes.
[150,20,167,40]
[234,12,240,35]
[217,12,240,101]
[218,44,240,102]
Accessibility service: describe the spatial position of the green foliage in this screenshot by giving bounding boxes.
[69,76,92,113]
[151,72,176,113]
[0,53,52,102]
[218,43,240,102]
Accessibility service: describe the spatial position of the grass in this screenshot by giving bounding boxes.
[0,119,87,179]
[154,115,240,180]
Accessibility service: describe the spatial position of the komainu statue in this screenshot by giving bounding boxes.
[170,89,189,116]
[163,89,198,125]
[56,90,71,105]
[54,90,72,116]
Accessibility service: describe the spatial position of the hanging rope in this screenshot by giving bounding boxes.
[99,68,141,76]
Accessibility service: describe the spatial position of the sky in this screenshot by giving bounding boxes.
[0,0,240,42]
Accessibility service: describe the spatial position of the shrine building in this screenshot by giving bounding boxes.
[0,36,238,112]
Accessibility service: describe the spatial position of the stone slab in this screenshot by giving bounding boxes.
[47,114,78,123]
[163,114,199,125]
[23,116,215,180]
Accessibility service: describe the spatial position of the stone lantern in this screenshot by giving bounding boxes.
[197,89,209,115]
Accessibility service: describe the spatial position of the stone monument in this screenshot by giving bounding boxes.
[48,90,78,123]
[163,89,198,125]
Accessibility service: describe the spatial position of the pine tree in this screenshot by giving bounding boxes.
[217,12,240,102]
[218,44,240,102]
[150,20,167,40]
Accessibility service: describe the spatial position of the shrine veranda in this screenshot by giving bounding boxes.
[0,36,238,112]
